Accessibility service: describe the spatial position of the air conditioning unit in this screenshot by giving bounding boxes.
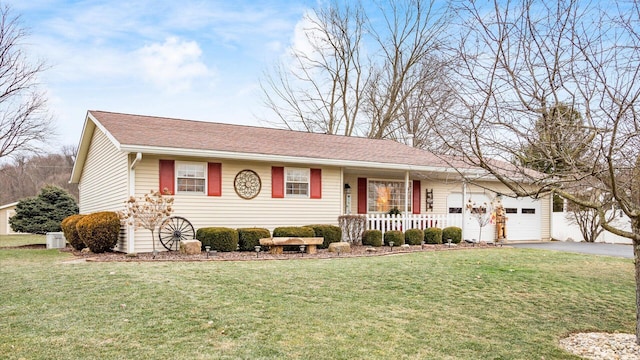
[46,232,66,249]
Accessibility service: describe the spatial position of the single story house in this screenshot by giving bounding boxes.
[70,110,551,253]
[0,202,18,235]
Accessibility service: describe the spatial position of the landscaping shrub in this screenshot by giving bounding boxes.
[442,226,462,244]
[76,211,120,253]
[424,227,443,244]
[306,224,342,248]
[237,228,270,251]
[10,185,78,234]
[405,229,424,245]
[362,230,383,247]
[384,230,405,246]
[60,214,86,250]
[272,226,315,238]
[196,227,239,252]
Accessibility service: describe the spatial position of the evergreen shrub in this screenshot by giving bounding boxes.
[362,230,382,247]
[196,227,239,252]
[442,226,462,244]
[424,227,443,244]
[405,229,424,245]
[305,224,342,248]
[60,214,86,250]
[76,211,120,253]
[384,230,405,246]
[237,228,271,251]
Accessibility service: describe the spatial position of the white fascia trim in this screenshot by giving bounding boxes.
[119,144,488,177]
[0,202,18,210]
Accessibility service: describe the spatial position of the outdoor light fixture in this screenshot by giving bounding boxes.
[389,241,394,251]
[344,183,351,194]
[205,246,211,258]
[299,245,306,256]
[255,245,261,258]
[447,238,452,248]
[421,240,425,249]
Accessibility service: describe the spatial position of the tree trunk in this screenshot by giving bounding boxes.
[634,219,640,344]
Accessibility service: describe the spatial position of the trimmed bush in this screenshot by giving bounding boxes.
[424,227,443,244]
[196,227,239,252]
[306,224,342,248]
[442,226,462,244]
[76,212,120,253]
[362,230,382,247]
[405,229,424,245]
[272,226,315,238]
[237,228,271,251]
[61,214,86,250]
[384,230,405,246]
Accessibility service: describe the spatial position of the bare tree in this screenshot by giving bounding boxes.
[439,0,640,342]
[363,1,453,142]
[0,5,51,160]
[261,0,455,143]
[261,1,367,136]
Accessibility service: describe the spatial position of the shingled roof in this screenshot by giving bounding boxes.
[84,110,473,172]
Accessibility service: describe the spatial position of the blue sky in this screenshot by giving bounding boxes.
[6,0,316,149]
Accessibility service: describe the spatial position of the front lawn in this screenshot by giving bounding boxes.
[0,234,45,247]
[0,247,634,359]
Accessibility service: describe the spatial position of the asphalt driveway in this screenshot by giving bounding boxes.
[509,241,634,259]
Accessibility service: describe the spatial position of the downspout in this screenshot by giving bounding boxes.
[127,152,142,254]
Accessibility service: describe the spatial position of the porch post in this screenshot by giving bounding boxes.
[404,171,409,231]
[127,152,142,254]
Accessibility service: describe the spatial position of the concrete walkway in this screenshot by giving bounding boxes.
[509,241,634,259]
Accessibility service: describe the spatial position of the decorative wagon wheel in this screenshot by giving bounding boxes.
[158,216,195,251]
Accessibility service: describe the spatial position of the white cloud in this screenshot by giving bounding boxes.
[136,37,214,93]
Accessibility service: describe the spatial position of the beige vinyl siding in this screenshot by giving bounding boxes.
[0,207,14,235]
[540,194,551,240]
[78,128,129,251]
[132,156,342,253]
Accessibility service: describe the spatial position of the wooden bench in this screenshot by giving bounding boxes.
[259,237,324,254]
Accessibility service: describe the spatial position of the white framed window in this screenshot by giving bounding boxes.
[285,168,309,197]
[367,180,411,213]
[176,162,206,194]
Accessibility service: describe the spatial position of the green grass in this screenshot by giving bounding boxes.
[0,248,634,359]
[0,234,45,247]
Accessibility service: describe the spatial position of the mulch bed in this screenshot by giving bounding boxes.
[56,242,502,262]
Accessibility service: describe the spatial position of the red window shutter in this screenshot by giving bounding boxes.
[272,166,284,198]
[412,180,421,214]
[357,177,367,214]
[159,160,175,195]
[310,168,322,199]
[208,162,222,196]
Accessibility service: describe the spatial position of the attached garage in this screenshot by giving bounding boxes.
[447,193,542,242]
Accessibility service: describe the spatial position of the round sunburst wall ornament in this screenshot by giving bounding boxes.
[234,169,261,199]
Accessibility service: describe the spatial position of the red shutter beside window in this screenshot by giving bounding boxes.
[159,160,175,195]
[272,166,284,198]
[208,162,222,196]
[412,180,421,214]
[310,168,322,199]
[357,177,367,214]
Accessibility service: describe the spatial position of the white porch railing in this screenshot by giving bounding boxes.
[366,213,459,237]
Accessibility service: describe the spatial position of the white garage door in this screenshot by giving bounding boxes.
[446,193,541,242]
[499,197,541,241]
